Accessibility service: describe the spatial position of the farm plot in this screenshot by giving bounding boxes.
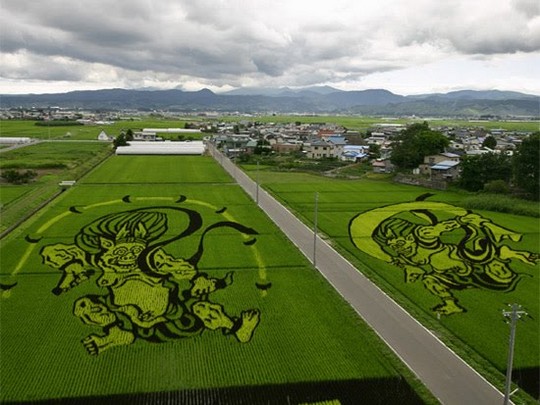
[0,141,112,234]
[0,119,206,141]
[257,170,540,401]
[81,155,232,184]
[0,141,111,171]
[0,185,32,206]
[0,120,96,140]
[0,156,431,404]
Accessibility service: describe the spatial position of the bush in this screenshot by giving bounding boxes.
[1,169,38,184]
[483,180,509,194]
[461,194,540,217]
[35,121,83,127]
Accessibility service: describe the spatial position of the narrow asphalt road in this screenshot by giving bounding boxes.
[209,145,507,405]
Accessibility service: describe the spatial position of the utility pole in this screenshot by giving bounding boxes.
[313,192,318,267]
[502,303,528,405]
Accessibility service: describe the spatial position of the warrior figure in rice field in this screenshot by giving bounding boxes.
[350,200,538,316]
[41,207,260,355]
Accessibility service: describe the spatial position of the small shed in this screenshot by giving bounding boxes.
[97,130,110,141]
[372,159,394,173]
[430,160,460,181]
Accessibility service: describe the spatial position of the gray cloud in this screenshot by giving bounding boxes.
[1,0,539,92]
[512,0,540,16]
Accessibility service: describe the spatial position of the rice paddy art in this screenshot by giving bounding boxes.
[349,194,538,316]
[31,195,263,355]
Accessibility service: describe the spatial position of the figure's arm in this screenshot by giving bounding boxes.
[152,249,197,280]
[416,220,460,240]
[41,243,87,269]
[41,244,94,294]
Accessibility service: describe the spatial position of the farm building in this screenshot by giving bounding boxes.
[97,130,111,141]
[143,128,202,134]
[115,141,206,155]
[429,160,461,181]
[132,128,203,142]
[419,152,460,175]
[0,137,32,144]
[372,159,394,173]
[341,145,369,162]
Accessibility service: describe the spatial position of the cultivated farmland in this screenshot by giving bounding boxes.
[244,168,539,402]
[0,155,432,403]
[0,141,112,235]
[0,119,205,141]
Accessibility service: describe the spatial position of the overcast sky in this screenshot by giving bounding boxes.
[1,0,539,95]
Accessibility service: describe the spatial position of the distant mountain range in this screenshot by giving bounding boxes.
[1,87,538,117]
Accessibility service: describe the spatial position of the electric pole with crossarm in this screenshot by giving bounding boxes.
[502,303,528,405]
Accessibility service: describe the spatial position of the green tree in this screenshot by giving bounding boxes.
[458,152,512,192]
[1,169,37,184]
[368,143,381,159]
[254,140,271,155]
[125,129,134,141]
[390,122,449,170]
[113,133,128,149]
[482,135,497,149]
[513,132,540,199]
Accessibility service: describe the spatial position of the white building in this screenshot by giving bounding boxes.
[115,141,206,155]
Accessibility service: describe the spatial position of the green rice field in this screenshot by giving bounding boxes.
[244,167,539,401]
[1,117,538,143]
[0,141,112,234]
[0,155,432,403]
[1,122,538,403]
[223,115,540,132]
[0,141,111,170]
[0,119,205,141]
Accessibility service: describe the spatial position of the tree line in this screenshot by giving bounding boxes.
[390,122,539,200]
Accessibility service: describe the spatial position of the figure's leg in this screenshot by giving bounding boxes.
[234,309,260,343]
[484,259,518,284]
[192,301,234,330]
[423,275,465,315]
[192,301,260,342]
[82,326,135,355]
[73,296,135,354]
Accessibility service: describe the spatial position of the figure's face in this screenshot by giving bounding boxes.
[73,297,116,326]
[99,239,145,272]
[387,234,417,258]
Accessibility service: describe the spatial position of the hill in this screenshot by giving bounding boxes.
[1,88,538,117]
